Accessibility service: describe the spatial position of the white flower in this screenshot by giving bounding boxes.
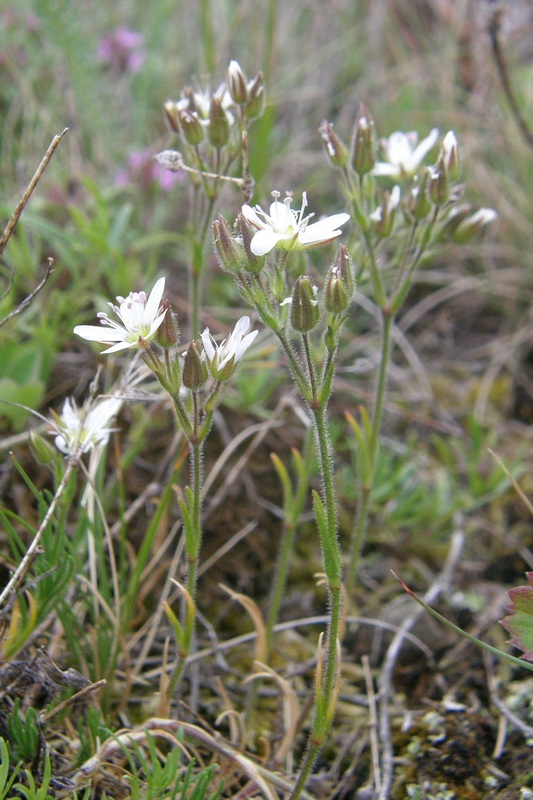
[369,185,401,223]
[74,277,167,354]
[201,316,258,380]
[372,128,439,178]
[52,396,122,456]
[242,191,350,257]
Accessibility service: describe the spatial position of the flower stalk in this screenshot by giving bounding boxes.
[215,199,351,798]
[74,280,258,692]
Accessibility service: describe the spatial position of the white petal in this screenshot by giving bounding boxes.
[372,162,401,177]
[100,340,138,354]
[386,132,413,165]
[300,213,349,245]
[146,310,168,337]
[232,316,251,337]
[268,200,293,231]
[442,130,457,153]
[74,325,126,343]
[250,230,285,256]
[235,329,258,360]
[407,128,439,170]
[390,185,401,208]
[241,205,264,229]
[201,328,216,361]
[144,277,166,321]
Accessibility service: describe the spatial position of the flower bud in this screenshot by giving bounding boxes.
[451,207,497,243]
[178,109,205,146]
[428,155,450,206]
[325,268,349,314]
[163,101,180,133]
[319,120,349,168]
[325,246,355,314]
[409,167,433,220]
[351,103,377,176]
[182,341,209,390]
[208,96,230,149]
[370,185,401,238]
[227,60,249,105]
[245,72,265,120]
[441,131,459,181]
[236,213,265,275]
[156,299,180,349]
[213,215,246,273]
[437,203,472,239]
[30,431,57,465]
[290,276,320,333]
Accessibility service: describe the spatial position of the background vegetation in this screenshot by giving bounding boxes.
[1,0,533,798]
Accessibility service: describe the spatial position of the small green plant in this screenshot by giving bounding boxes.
[0,737,22,800]
[7,701,41,764]
[124,735,223,800]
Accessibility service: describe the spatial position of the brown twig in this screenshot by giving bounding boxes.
[488,10,533,147]
[0,257,55,329]
[0,128,68,256]
[40,679,106,723]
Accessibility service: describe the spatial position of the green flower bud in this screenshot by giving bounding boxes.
[319,120,349,168]
[30,431,57,465]
[245,72,265,120]
[227,60,249,105]
[156,299,180,349]
[334,244,355,298]
[291,276,320,333]
[325,269,349,314]
[437,203,472,239]
[325,246,355,313]
[208,96,230,149]
[236,213,266,275]
[409,167,433,220]
[451,207,498,243]
[179,109,205,146]
[182,341,208,390]
[351,103,377,176]
[428,155,450,206]
[213,215,247,273]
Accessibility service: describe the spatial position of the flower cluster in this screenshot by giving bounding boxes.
[163,60,264,150]
[74,278,257,385]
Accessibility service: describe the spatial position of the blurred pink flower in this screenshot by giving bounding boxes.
[115,149,184,192]
[97,27,146,74]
